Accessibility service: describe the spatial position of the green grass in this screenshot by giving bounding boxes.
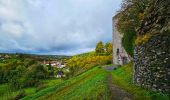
[42,79,63,87]
[111,62,169,100]
[0,84,23,100]
[1,63,169,100]
[0,79,63,100]
[0,84,37,100]
[24,88,36,95]
[22,67,109,100]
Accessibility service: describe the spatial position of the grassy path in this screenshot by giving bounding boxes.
[104,65,133,100]
[107,74,132,100]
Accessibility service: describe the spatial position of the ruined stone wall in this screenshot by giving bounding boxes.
[133,0,170,93]
[134,33,170,92]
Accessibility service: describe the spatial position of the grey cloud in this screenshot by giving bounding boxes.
[0,0,122,55]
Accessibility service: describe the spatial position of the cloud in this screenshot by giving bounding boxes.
[1,22,25,38]
[0,0,122,55]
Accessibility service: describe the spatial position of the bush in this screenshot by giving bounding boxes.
[122,30,136,56]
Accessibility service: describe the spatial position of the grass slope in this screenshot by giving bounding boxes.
[0,79,63,100]
[111,63,169,100]
[0,84,18,100]
[22,67,109,100]
[1,63,168,100]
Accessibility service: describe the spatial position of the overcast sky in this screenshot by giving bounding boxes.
[0,0,122,55]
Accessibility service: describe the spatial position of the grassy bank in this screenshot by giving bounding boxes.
[0,79,63,100]
[22,67,109,100]
[0,84,36,100]
[111,63,169,100]
[0,66,109,100]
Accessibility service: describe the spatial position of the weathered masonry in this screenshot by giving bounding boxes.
[133,0,170,93]
[134,33,170,92]
[112,18,131,65]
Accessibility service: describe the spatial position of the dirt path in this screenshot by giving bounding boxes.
[107,74,133,100]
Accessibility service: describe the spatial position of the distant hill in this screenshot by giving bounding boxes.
[0,53,71,61]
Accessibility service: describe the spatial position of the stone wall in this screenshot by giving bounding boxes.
[133,0,170,93]
[112,18,131,65]
[133,33,170,92]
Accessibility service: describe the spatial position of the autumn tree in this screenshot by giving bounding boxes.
[105,42,113,55]
[95,41,105,54]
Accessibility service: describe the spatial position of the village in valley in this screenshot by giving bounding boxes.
[0,53,70,79]
[43,60,69,78]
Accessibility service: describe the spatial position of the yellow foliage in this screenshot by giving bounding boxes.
[138,13,144,20]
[135,34,152,45]
[66,55,112,70]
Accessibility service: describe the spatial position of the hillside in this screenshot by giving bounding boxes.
[14,64,169,100]
[0,41,113,100]
[21,67,109,100]
[0,62,169,100]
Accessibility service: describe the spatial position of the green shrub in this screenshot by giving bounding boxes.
[122,30,136,56]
